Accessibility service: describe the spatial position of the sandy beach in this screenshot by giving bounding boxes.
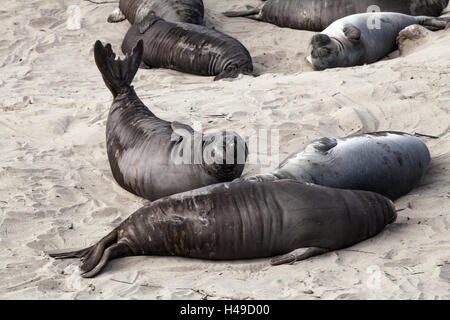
[0,0,449,299]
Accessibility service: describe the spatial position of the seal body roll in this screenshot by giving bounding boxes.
[94,40,248,201]
[121,15,254,80]
[239,132,431,200]
[49,180,397,277]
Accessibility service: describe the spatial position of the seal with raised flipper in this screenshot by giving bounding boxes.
[108,0,204,25]
[121,15,254,80]
[48,179,396,278]
[307,12,449,70]
[238,132,431,200]
[223,0,449,31]
[94,40,248,201]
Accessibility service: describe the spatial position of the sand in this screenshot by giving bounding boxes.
[0,0,449,299]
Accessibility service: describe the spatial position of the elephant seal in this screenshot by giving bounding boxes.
[121,15,254,80]
[238,132,430,200]
[94,40,248,201]
[307,12,449,70]
[223,0,449,31]
[108,0,204,25]
[48,179,396,278]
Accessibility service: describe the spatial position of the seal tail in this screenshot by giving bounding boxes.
[223,6,260,18]
[94,39,144,97]
[47,230,133,278]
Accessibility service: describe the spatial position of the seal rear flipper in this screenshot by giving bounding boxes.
[81,242,133,278]
[107,8,126,23]
[223,6,260,18]
[94,39,144,97]
[47,246,93,259]
[270,247,328,266]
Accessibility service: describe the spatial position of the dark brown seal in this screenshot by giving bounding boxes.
[223,0,449,31]
[94,40,248,201]
[121,15,254,80]
[108,0,204,25]
[48,179,396,277]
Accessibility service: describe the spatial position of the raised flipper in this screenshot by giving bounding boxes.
[107,8,126,23]
[270,247,328,266]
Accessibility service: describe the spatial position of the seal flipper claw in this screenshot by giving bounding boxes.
[270,247,328,266]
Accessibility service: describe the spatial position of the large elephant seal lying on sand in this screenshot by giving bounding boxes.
[223,0,449,31]
[238,132,430,200]
[94,40,248,201]
[121,15,254,80]
[48,179,396,277]
[307,12,449,70]
[108,0,204,25]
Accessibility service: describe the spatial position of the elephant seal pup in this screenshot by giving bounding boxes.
[238,132,430,200]
[108,0,204,25]
[121,15,254,80]
[307,12,449,70]
[48,179,396,278]
[94,40,248,201]
[223,0,449,31]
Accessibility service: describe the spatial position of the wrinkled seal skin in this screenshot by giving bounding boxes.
[121,15,254,80]
[94,40,248,201]
[307,12,449,70]
[108,0,204,25]
[239,132,431,200]
[48,179,396,277]
[223,0,449,31]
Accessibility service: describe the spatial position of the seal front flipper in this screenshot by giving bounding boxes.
[270,247,328,266]
[94,39,143,97]
[343,24,361,41]
[107,8,126,23]
[312,137,338,153]
[170,121,195,143]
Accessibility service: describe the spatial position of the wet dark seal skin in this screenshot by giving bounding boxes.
[307,12,449,70]
[223,0,449,31]
[48,179,396,278]
[94,40,248,201]
[121,15,254,80]
[238,132,431,200]
[108,0,204,25]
